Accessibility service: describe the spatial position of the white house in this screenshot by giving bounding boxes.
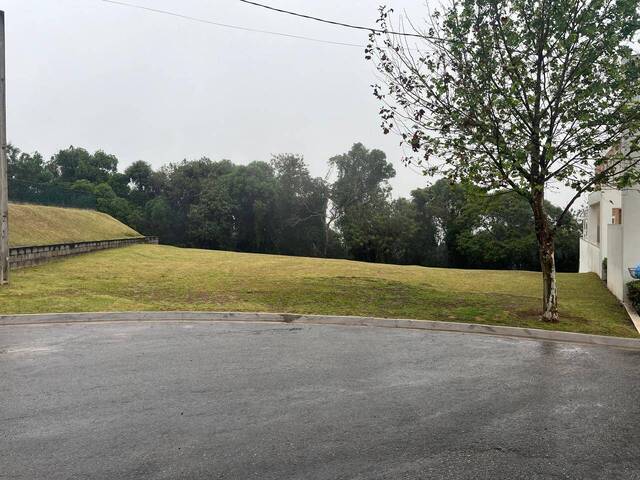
[579,180,640,301]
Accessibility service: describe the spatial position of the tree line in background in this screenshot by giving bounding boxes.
[7,142,580,271]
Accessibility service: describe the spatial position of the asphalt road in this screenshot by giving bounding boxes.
[2,321,640,480]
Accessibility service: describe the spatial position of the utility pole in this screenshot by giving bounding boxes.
[0,11,8,285]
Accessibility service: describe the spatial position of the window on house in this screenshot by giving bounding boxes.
[612,208,622,225]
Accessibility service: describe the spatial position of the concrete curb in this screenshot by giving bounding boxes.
[623,301,640,334]
[2,311,640,350]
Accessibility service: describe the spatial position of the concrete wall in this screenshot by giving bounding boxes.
[9,236,158,270]
[622,188,640,296]
[585,192,601,245]
[599,189,621,258]
[581,189,623,280]
[579,237,602,276]
[607,225,624,300]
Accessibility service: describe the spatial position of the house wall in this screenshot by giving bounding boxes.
[579,238,602,276]
[599,189,622,259]
[581,192,602,277]
[580,189,623,279]
[579,138,639,300]
[622,188,640,296]
[607,225,624,300]
[585,193,601,246]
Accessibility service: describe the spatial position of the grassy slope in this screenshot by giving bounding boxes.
[9,203,141,247]
[1,244,636,337]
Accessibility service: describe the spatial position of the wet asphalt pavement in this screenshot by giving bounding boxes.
[1,321,640,479]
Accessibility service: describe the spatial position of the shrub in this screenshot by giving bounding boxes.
[628,281,640,311]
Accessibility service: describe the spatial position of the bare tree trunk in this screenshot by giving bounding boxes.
[539,236,559,322]
[532,191,559,322]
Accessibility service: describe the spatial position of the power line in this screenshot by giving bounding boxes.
[238,1,481,47]
[238,0,425,39]
[98,0,366,48]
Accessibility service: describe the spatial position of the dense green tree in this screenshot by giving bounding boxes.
[271,154,328,257]
[6,145,54,199]
[187,161,279,252]
[142,196,179,242]
[125,160,155,206]
[343,198,424,265]
[409,188,445,267]
[50,147,118,184]
[161,158,234,245]
[329,143,396,259]
[187,180,236,250]
[456,193,540,270]
[416,180,580,271]
[125,160,153,191]
[7,145,97,208]
[107,172,131,199]
[7,145,52,184]
[70,179,96,196]
[94,183,125,219]
[411,180,474,268]
[5,141,580,273]
[385,196,439,266]
[223,162,278,253]
[163,158,233,209]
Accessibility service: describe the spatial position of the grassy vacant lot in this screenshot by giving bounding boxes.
[9,203,141,247]
[0,244,636,337]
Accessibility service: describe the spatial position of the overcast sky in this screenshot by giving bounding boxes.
[1,0,574,205]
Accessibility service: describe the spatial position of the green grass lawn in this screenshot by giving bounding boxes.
[9,203,142,247]
[0,244,636,338]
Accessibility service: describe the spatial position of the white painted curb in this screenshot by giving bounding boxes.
[1,311,640,350]
[623,301,640,335]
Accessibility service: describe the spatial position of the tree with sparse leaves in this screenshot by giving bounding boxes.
[366,0,640,322]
